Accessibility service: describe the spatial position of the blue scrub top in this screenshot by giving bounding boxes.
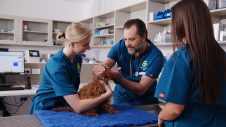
[30,49,82,114]
[107,39,164,106]
[155,46,226,127]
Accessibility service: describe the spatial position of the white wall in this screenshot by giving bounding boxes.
[0,0,83,22]
[0,0,146,21]
[81,0,146,21]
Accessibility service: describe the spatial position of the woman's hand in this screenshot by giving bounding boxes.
[158,118,164,127]
[103,83,113,97]
[93,64,105,76]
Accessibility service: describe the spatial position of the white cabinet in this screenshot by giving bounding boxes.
[52,20,71,46]
[78,0,226,60]
[0,15,55,46]
[80,1,147,48]
[20,17,53,46]
[93,12,115,48]
[210,8,226,43]
[81,18,94,47]
[147,0,226,47]
[79,2,148,62]
[147,0,178,44]
[0,15,18,45]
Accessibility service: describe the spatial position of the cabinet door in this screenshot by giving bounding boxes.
[19,17,53,46]
[52,20,71,46]
[0,15,18,45]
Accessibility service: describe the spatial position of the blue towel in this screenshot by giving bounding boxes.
[35,105,158,127]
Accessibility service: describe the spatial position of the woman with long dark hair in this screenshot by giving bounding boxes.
[154,0,226,126]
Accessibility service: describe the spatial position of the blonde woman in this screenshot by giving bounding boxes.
[30,23,112,114]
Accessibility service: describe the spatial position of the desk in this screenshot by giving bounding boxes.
[0,82,114,97]
[0,105,160,127]
[0,85,38,97]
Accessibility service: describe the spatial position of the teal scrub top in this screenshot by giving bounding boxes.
[107,39,164,106]
[30,49,82,114]
[155,46,226,127]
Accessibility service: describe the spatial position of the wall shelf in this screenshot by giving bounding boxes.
[95,24,114,29]
[147,0,226,54]
[0,1,225,62]
[218,41,226,44]
[0,32,14,34]
[94,34,114,38]
[0,15,15,44]
[153,41,226,46]
[149,0,176,4]
[21,19,52,46]
[148,18,171,25]
[210,8,226,17]
[53,32,60,35]
[154,43,172,46]
[91,45,113,48]
[23,30,48,34]
[115,26,124,29]
[52,21,71,46]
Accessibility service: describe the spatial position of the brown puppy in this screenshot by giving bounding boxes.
[53,65,117,116]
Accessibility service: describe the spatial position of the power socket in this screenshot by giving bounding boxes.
[32,68,41,74]
[20,97,28,101]
[24,68,31,74]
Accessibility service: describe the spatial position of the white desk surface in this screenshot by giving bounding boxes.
[0,85,38,97]
[0,82,115,97]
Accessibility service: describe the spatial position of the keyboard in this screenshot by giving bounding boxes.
[0,86,24,91]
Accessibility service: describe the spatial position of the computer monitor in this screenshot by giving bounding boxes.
[0,51,24,73]
[0,51,24,85]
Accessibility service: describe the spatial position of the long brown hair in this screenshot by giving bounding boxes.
[171,0,225,103]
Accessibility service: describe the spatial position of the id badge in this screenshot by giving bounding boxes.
[135,72,139,77]
[135,72,145,77]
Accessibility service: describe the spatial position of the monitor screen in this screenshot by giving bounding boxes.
[0,51,24,73]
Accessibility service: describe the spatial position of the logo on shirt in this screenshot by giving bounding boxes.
[77,63,81,73]
[159,92,165,98]
[142,61,148,67]
[150,74,154,78]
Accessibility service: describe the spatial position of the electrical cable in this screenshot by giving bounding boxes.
[2,96,28,115]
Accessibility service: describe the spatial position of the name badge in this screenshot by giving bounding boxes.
[135,72,145,76]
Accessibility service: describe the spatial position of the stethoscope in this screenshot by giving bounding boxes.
[129,42,150,77]
[129,54,146,77]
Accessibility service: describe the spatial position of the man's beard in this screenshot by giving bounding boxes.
[127,47,136,54]
[127,44,144,55]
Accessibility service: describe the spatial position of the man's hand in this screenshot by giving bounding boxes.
[93,64,105,76]
[110,67,122,83]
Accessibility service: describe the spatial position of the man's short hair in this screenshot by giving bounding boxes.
[124,18,148,38]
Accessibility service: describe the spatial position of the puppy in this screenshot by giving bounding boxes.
[53,65,117,116]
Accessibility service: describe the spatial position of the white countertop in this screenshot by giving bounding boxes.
[0,82,115,97]
[0,85,38,97]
